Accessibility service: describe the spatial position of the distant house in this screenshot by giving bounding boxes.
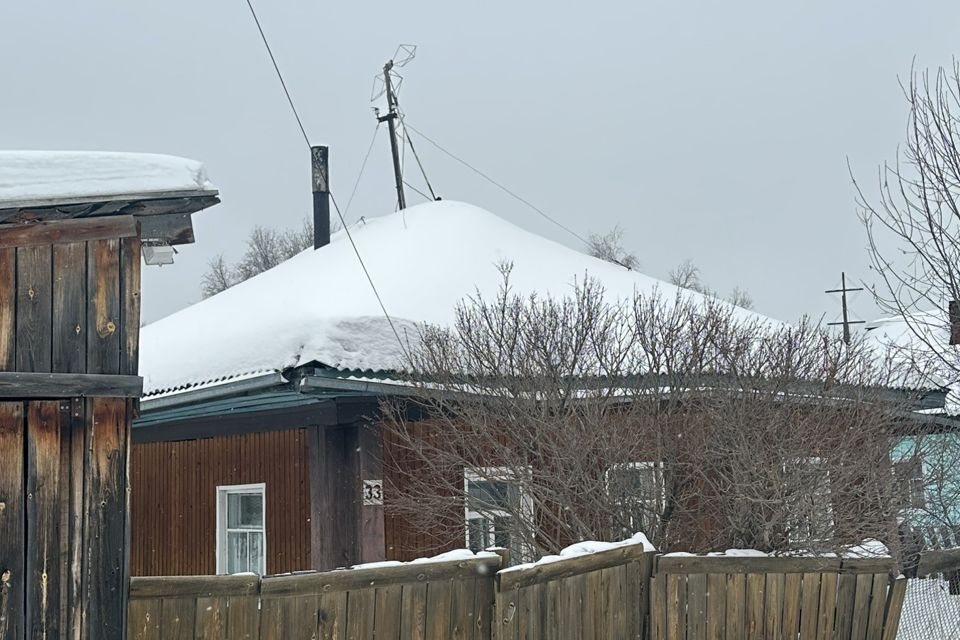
[130,200,782,576]
[863,313,960,559]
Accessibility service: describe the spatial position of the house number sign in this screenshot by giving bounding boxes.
[363,479,384,506]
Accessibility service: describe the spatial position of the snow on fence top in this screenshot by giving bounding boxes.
[140,200,776,397]
[0,150,216,208]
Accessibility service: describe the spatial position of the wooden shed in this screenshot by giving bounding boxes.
[0,151,218,639]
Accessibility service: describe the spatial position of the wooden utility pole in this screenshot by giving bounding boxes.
[377,60,407,210]
[826,272,865,345]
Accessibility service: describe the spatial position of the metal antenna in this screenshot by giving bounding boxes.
[371,45,417,210]
[825,272,865,345]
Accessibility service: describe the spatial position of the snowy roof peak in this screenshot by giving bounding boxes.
[140,201,773,397]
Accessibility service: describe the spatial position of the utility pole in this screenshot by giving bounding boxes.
[825,272,865,345]
[377,59,406,210]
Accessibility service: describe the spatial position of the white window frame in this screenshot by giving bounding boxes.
[463,466,535,561]
[216,482,267,575]
[605,461,665,537]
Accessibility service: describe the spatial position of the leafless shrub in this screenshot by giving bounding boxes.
[384,268,906,560]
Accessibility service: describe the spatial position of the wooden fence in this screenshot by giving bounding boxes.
[128,552,503,639]
[494,544,656,639]
[650,555,906,640]
[128,544,907,640]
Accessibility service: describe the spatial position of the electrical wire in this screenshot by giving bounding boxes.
[330,193,410,360]
[244,1,409,362]
[245,0,311,148]
[403,121,591,247]
[400,118,437,200]
[403,180,434,202]
[344,123,381,218]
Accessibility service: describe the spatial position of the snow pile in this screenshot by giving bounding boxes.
[844,539,890,558]
[897,578,960,640]
[500,532,655,575]
[348,548,499,572]
[140,201,775,396]
[0,151,215,206]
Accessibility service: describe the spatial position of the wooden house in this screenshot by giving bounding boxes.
[130,189,952,577]
[131,190,802,576]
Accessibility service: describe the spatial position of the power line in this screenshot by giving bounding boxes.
[400,118,437,200]
[243,2,409,363]
[402,180,433,202]
[245,0,311,148]
[330,192,410,360]
[344,123,381,218]
[403,121,591,247]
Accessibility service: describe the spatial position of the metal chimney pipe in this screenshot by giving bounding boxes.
[311,145,330,249]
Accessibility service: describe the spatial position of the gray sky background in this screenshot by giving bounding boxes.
[2,1,958,328]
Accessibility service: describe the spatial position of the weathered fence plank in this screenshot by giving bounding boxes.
[25,401,62,639]
[880,578,906,640]
[798,572,821,640]
[705,573,725,640]
[16,244,53,372]
[0,402,25,640]
[0,248,15,371]
[762,572,783,640]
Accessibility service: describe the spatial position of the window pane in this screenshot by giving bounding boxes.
[467,518,487,553]
[250,531,264,575]
[468,479,518,512]
[239,493,264,527]
[227,492,263,529]
[227,531,248,574]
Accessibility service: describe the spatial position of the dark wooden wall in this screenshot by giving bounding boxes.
[0,217,141,377]
[130,429,312,576]
[0,217,141,640]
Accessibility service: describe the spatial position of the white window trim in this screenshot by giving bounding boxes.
[215,482,267,575]
[463,466,535,557]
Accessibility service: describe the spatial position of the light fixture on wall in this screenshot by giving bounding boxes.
[142,242,177,266]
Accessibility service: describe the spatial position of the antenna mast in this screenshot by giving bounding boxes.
[373,45,416,211]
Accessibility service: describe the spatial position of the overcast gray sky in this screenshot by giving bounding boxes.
[2,1,958,327]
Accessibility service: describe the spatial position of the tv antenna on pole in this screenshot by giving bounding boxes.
[825,272,865,345]
[372,45,417,210]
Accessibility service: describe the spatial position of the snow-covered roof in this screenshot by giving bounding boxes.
[0,151,216,210]
[140,201,774,397]
[862,311,960,416]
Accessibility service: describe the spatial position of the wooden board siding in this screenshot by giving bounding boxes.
[0,218,141,378]
[0,398,131,640]
[130,429,311,576]
[382,422,462,562]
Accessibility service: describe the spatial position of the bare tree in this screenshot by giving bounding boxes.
[200,254,236,298]
[587,226,639,270]
[201,218,330,298]
[854,61,960,381]
[728,286,754,311]
[669,259,754,310]
[383,270,904,561]
[669,259,707,294]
